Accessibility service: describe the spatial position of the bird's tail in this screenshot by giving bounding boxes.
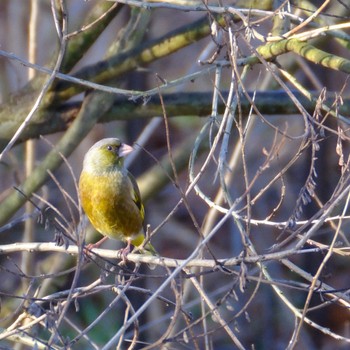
[131,233,157,269]
[131,233,157,256]
[143,241,157,256]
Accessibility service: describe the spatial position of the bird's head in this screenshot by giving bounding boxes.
[82,138,134,174]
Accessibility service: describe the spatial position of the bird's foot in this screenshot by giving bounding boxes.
[117,240,132,265]
[84,236,108,257]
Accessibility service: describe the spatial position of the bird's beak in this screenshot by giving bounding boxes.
[119,143,134,157]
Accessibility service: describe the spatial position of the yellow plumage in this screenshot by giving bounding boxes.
[78,138,155,255]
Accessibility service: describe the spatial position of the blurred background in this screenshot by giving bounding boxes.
[0,1,350,349]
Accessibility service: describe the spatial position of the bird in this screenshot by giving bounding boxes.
[78,138,156,258]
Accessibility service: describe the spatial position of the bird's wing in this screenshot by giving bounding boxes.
[127,171,145,222]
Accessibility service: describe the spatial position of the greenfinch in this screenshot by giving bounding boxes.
[79,138,155,256]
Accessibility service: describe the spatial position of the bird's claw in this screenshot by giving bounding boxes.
[83,236,109,260]
[117,241,132,265]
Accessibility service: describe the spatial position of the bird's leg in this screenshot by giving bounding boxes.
[118,238,132,264]
[85,236,108,253]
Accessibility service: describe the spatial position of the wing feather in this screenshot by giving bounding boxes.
[127,171,145,222]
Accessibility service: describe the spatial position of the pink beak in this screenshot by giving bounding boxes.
[119,143,134,158]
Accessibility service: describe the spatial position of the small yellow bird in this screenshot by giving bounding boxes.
[79,138,155,257]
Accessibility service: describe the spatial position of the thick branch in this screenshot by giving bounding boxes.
[0,90,347,148]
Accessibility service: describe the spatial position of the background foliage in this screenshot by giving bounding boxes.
[0,0,350,349]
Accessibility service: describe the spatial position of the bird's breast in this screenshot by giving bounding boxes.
[79,170,143,240]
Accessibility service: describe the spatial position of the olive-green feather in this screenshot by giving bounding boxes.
[79,171,144,241]
[79,138,156,256]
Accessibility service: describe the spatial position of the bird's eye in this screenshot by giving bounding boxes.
[107,145,113,151]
